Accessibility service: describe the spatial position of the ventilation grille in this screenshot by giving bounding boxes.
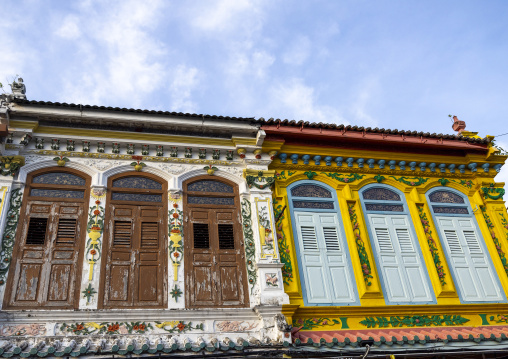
[444,230,463,254]
[56,218,77,245]
[141,222,158,248]
[113,221,132,247]
[26,217,48,245]
[323,227,340,251]
[193,223,209,249]
[395,228,414,252]
[301,226,318,251]
[375,228,394,252]
[218,224,235,249]
[463,230,482,254]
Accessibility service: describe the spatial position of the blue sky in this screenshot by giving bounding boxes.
[1,0,508,182]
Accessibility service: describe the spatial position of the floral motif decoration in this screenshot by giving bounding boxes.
[373,174,385,183]
[293,318,341,330]
[168,201,184,281]
[275,170,296,180]
[82,283,97,303]
[360,315,470,328]
[481,207,508,276]
[155,321,204,333]
[437,178,474,188]
[0,324,46,337]
[246,171,275,189]
[389,176,428,186]
[215,321,258,332]
[170,285,182,302]
[241,198,257,293]
[53,155,70,167]
[417,206,446,285]
[60,322,153,335]
[500,213,508,237]
[86,199,105,285]
[0,156,24,176]
[438,178,450,186]
[273,200,293,284]
[490,314,508,323]
[258,206,274,251]
[322,172,365,183]
[0,189,23,286]
[130,155,146,171]
[303,171,317,180]
[482,183,505,200]
[347,203,373,286]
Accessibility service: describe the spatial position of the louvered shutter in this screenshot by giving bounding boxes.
[295,212,356,304]
[368,214,432,303]
[437,217,503,302]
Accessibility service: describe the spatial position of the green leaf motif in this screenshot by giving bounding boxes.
[241,199,257,293]
[274,200,293,284]
[360,315,470,328]
[389,176,428,186]
[321,173,364,183]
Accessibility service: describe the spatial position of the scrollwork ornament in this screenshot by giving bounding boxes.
[0,189,23,285]
[241,198,257,293]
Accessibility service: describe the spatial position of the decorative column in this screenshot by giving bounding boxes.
[168,189,184,308]
[78,186,106,308]
[243,169,289,306]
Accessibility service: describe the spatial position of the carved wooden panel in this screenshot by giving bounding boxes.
[184,176,248,308]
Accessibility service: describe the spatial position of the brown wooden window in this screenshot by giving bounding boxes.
[99,172,167,309]
[4,169,90,310]
[184,176,248,308]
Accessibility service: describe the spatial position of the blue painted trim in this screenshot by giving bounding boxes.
[425,187,507,304]
[359,183,436,305]
[287,180,360,306]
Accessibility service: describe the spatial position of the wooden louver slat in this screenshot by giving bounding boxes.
[218,224,235,249]
[141,222,158,248]
[444,230,463,254]
[193,223,209,249]
[113,221,132,247]
[26,217,48,245]
[375,228,394,252]
[301,226,318,251]
[323,227,340,251]
[55,218,77,245]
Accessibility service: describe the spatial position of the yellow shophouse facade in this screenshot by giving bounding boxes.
[260,117,508,356]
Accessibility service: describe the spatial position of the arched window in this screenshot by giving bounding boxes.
[183,176,248,308]
[427,188,504,302]
[4,169,90,309]
[100,173,167,308]
[360,185,434,304]
[288,182,358,306]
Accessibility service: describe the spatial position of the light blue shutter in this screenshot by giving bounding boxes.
[437,217,503,302]
[368,214,433,303]
[295,212,356,304]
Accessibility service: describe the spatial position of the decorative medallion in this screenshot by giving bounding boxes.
[482,183,505,200]
[82,283,97,303]
[131,156,146,171]
[0,156,25,176]
[374,174,385,183]
[170,285,183,302]
[245,170,276,189]
[203,164,218,175]
[303,171,317,180]
[53,155,69,167]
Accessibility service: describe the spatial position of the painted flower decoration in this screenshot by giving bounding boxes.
[177,322,186,331]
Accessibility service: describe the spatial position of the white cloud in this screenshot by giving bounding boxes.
[282,36,311,66]
[190,0,260,33]
[54,15,81,39]
[269,78,346,124]
[348,77,380,126]
[169,65,199,113]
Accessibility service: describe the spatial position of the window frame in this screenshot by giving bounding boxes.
[359,183,436,305]
[287,180,360,306]
[425,186,506,303]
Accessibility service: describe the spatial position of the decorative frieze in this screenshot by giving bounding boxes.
[360,315,470,328]
[273,200,293,285]
[482,183,505,200]
[481,207,508,277]
[322,172,364,183]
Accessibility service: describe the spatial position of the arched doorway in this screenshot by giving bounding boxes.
[99,172,167,308]
[183,176,248,308]
[4,168,90,309]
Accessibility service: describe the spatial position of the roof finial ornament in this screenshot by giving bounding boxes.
[449,114,466,134]
[10,77,26,99]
